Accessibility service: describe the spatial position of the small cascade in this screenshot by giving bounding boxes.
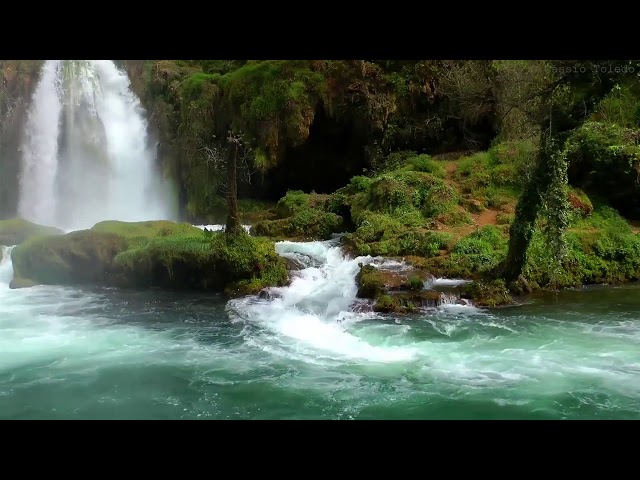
[194,224,252,234]
[361,256,474,310]
[0,246,16,287]
[437,291,471,307]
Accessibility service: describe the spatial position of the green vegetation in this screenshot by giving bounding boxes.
[4,59,638,305]
[461,280,512,308]
[453,140,536,207]
[11,230,128,287]
[0,218,64,246]
[250,190,346,241]
[354,263,440,313]
[10,220,288,295]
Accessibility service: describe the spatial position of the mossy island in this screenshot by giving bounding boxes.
[9,220,289,296]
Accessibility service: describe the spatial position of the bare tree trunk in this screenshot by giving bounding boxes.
[225,137,242,236]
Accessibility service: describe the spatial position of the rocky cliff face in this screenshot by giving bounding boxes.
[0,61,43,219]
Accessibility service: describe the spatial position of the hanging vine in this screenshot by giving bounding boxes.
[539,137,571,287]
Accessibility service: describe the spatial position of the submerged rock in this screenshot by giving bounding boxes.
[258,288,283,300]
[284,256,307,271]
[10,220,289,295]
[350,299,374,313]
[0,218,64,246]
[461,280,513,307]
[373,291,443,314]
[355,263,431,299]
[353,261,455,314]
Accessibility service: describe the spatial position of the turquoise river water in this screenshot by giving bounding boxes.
[1,237,640,420]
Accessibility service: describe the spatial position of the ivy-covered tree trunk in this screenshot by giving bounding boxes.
[225,139,242,236]
[501,132,556,282]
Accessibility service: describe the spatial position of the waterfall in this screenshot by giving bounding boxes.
[16,60,62,226]
[17,60,176,231]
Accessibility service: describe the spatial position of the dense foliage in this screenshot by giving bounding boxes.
[2,59,639,303]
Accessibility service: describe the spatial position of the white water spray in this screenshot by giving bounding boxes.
[17,60,176,231]
[17,61,62,226]
[0,246,15,287]
[229,239,452,363]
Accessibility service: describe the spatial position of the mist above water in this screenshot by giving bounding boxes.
[17,60,176,231]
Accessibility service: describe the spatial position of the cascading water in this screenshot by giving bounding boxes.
[17,60,177,231]
[227,238,478,364]
[0,246,15,287]
[17,61,62,226]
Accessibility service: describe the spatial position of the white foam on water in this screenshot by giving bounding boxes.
[194,224,251,233]
[228,239,424,364]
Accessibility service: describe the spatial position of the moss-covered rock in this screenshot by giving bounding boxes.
[113,229,288,295]
[9,276,37,289]
[11,230,128,287]
[461,279,513,307]
[0,218,64,246]
[332,166,464,257]
[355,264,431,299]
[10,220,288,295]
[250,190,346,241]
[373,291,443,314]
[354,262,440,313]
[355,265,385,298]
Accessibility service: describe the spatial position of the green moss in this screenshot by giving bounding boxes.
[219,61,326,160]
[356,265,386,299]
[562,122,640,217]
[441,226,509,278]
[11,220,288,295]
[437,209,473,227]
[371,150,418,173]
[338,164,460,256]
[218,233,289,296]
[571,202,632,233]
[454,140,535,206]
[462,279,513,307]
[250,190,346,241]
[373,291,442,314]
[368,170,459,219]
[91,220,203,247]
[112,229,288,294]
[0,218,64,246]
[343,168,460,256]
[408,274,424,290]
[11,230,128,287]
[521,203,640,289]
[395,154,446,177]
[343,210,453,257]
[564,122,640,167]
[374,294,398,312]
[355,264,431,300]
